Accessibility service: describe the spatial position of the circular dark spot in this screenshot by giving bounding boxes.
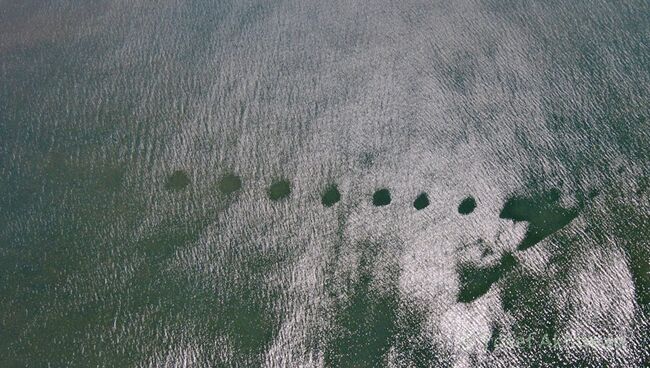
[372,188,391,206]
[165,170,190,191]
[458,196,476,214]
[268,179,291,201]
[321,184,341,207]
[218,174,242,195]
[413,192,429,210]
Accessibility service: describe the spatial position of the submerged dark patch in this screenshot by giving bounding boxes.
[207,251,285,365]
[218,174,242,195]
[499,190,579,251]
[606,202,650,313]
[413,192,429,210]
[321,184,341,207]
[372,189,391,206]
[458,196,476,214]
[268,179,291,201]
[165,170,190,191]
[487,325,500,352]
[326,263,397,366]
[324,242,450,367]
[457,253,517,304]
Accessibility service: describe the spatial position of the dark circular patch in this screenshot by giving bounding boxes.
[413,192,429,210]
[321,184,341,207]
[372,188,391,206]
[165,170,190,191]
[218,174,242,195]
[458,196,476,214]
[268,179,291,201]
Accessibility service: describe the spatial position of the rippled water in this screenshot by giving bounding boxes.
[1,0,648,367]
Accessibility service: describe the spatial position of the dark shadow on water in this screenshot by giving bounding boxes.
[487,324,500,352]
[218,174,242,195]
[603,200,649,317]
[372,189,391,206]
[326,255,396,367]
[321,184,341,207]
[499,190,579,251]
[165,170,190,191]
[325,241,450,367]
[458,196,476,214]
[457,253,517,303]
[500,272,563,364]
[413,193,429,210]
[267,179,291,201]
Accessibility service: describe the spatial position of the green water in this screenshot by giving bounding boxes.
[413,193,430,210]
[372,189,392,207]
[321,184,341,207]
[267,179,291,201]
[1,0,648,366]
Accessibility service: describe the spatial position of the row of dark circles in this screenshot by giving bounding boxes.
[166,170,477,214]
